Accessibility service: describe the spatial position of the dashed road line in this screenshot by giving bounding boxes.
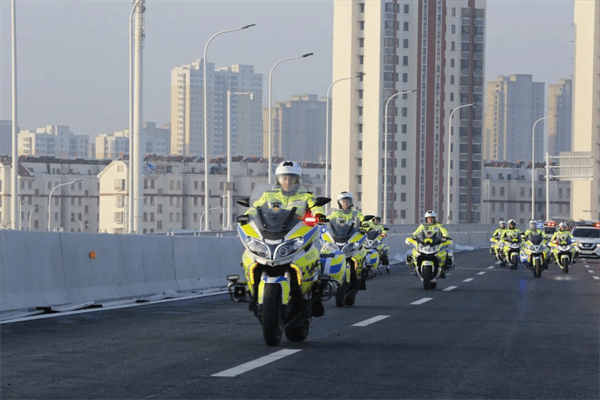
[443,286,458,292]
[410,297,433,305]
[477,272,486,276]
[588,270,594,273]
[352,315,390,327]
[593,276,600,280]
[585,265,590,268]
[488,266,495,269]
[463,278,474,282]
[212,349,302,377]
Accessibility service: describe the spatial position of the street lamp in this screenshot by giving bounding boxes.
[226,90,253,230]
[11,0,19,231]
[267,52,314,184]
[531,114,556,220]
[203,24,255,232]
[383,89,417,224]
[128,0,143,234]
[48,179,83,232]
[325,72,365,211]
[199,205,226,232]
[28,205,39,231]
[446,102,478,224]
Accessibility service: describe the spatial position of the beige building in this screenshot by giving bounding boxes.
[482,161,571,226]
[331,0,486,224]
[483,74,545,163]
[547,79,573,157]
[19,125,90,159]
[170,61,263,158]
[263,94,327,162]
[571,1,600,221]
[98,156,325,234]
[94,122,170,160]
[0,156,110,232]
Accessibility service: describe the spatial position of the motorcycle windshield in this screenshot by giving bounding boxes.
[328,218,357,243]
[366,230,380,240]
[416,230,443,245]
[527,234,544,245]
[251,205,301,240]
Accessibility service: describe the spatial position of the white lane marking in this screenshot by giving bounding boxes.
[593,276,600,280]
[588,270,594,273]
[488,266,495,269]
[463,278,474,282]
[410,298,433,305]
[443,286,458,292]
[212,349,301,377]
[585,265,590,268]
[352,315,391,327]
[477,272,486,275]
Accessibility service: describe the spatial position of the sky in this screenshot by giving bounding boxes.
[0,0,575,136]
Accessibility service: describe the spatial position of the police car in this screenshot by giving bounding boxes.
[572,222,600,259]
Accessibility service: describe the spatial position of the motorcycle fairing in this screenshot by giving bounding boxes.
[258,275,291,305]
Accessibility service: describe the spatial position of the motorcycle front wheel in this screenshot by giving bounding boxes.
[262,284,284,346]
[335,280,347,307]
[422,265,433,290]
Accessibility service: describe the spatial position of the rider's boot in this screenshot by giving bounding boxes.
[311,299,325,317]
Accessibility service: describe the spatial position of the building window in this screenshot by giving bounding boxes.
[402,108,407,117]
[157,221,162,230]
[402,73,408,83]
[404,4,409,13]
[401,176,406,185]
[402,124,407,134]
[451,25,455,34]
[401,142,407,151]
[403,22,409,31]
[451,41,456,51]
[500,187,505,196]
[403,56,408,66]
[452,7,456,17]
[403,39,409,49]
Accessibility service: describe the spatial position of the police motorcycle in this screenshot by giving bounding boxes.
[500,231,521,270]
[405,231,453,290]
[490,237,504,264]
[226,188,331,346]
[550,238,576,274]
[520,232,550,278]
[363,227,391,277]
[319,215,374,307]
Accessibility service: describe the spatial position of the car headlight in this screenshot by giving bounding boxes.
[245,238,270,258]
[276,238,304,257]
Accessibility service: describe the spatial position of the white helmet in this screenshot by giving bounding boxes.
[528,219,537,231]
[559,222,568,231]
[424,210,437,223]
[275,160,302,195]
[337,191,354,209]
[499,220,506,228]
[373,214,382,224]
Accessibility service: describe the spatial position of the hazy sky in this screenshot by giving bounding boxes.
[0,0,575,135]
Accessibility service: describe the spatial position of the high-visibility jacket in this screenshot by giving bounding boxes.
[412,222,449,238]
[245,189,324,217]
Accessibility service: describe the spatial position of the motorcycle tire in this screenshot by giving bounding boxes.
[564,264,569,274]
[335,280,347,308]
[422,265,432,290]
[534,261,542,278]
[344,289,356,306]
[284,318,310,343]
[262,284,283,346]
[430,281,437,290]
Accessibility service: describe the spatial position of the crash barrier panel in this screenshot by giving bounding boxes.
[0,225,492,312]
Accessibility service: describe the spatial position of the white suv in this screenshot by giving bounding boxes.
[572,222,600,259]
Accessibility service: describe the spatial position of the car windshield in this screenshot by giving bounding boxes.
[572,228,600,239]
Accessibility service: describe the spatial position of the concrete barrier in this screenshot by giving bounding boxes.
[0,224,494,313]
[0,231,69,311]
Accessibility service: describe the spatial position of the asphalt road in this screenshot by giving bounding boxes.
[2,249,599,399]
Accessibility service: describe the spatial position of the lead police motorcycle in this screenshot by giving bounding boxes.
[520,232,549,278]
[226,192,331,346]
[319,215,372,307]
[405,231,453,290]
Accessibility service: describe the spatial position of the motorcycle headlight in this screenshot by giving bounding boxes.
[510,243,520,249]
[276,238,304,257]
[558,245,570,251]
[245,238,270,258]
[418,244,439,253]
[322,241,339,251]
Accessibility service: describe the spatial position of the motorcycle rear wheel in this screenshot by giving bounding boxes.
[262,284,283,346]
[335,280,347,307]
[284,318,310,343]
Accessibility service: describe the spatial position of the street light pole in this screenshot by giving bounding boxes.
[11,0,19,231]
[227,90,253,230]
[383,89,417,224]
[446,102,478,224]
[28,205,39,231]
[267,52,313,184]
[47,179,83,232]
[128,0,142,234]
[203,24,255,232]
[531,114,556,220]
[325,72,365,212]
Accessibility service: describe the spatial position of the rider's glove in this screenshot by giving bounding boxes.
[315,214,326,223]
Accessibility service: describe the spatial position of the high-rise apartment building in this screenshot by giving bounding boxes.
[331,0,485,224]
[547,79,573,157]
[94,122,170,160]
[170,60,263,158]
[263,94,327,162]
[483,74,545,163]
[571,1,600,221]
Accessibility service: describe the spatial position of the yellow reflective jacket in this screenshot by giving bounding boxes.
[522,229,548,242]
[492,228,506,240]
[550,231,575,244]
[412,222,449,237]
[245,189,324,217]
[327,209,364,224]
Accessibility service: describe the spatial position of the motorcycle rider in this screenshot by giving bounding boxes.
[245,160,327,317]
[491,220,507,257]
[364,214,390,273]
[549,222,579,263]
[411,210,454,276]
[500,219,521,241]
[521,219,550,269]
[327,191,364,225]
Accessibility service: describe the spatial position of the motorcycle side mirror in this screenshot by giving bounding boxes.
[311,197,331,208]
[363,215,375,221]
[236,215,250,224]
[236,197,250,208]
[383,227,389,231]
